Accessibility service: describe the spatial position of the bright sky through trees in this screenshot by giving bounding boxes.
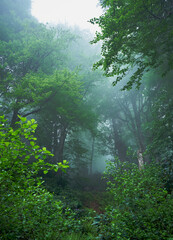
[31,0,102,32]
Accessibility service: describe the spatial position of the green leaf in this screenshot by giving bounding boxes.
[30,141,35,146]
[4,142,10,147]
[19,116,27,122]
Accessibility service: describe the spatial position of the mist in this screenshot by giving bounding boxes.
[1,0,173,239]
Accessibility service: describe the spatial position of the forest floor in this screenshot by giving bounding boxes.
[80,190,110,213]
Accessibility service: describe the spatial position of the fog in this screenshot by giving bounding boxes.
[32,0,103,33]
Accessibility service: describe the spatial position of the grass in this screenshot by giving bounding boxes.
[62,232,94,240]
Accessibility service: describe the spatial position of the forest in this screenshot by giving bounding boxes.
[0,0,173,239]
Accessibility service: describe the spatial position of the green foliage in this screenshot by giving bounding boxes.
[62,232,94,240]
[96,160,173,239]
[0,115,69,239]
[0,22,70,74]
[0,0,100,177]
[1,2,173,239]
[90,0,173,89]
[146,87,173,190]
[0,0,31,41]
[0,11,76,125]
[61,207,96,236]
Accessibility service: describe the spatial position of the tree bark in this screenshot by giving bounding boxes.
[10,108,20,129]
[57,123,68,163]
[112,118,128,162]
[131,95,145,152]
[89,136,95,175]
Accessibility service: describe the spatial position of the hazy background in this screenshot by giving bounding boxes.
[31,0,102,33]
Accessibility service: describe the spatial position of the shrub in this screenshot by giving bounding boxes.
[97,160,173,240]
[0,116,68,239]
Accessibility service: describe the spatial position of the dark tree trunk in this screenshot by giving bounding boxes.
[112,118,128,162]
[52,120,68,185]
[10,108,20,129]
[89,136,95,175]
[52,121,68,164]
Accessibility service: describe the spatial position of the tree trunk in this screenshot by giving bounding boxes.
[52,120,68,185]
[52,123,59,163]
[57,123,67,163]
[112,118,128,162]
[10,108,20,129]
[137,149,144,170]
[89,136,95,175]
[131,96,145,152]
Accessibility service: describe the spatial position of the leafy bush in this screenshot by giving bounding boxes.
[146,89,173,192]
[0,116,69,239]
[96,160,173,240]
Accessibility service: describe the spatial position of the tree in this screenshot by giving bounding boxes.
[90,0,173,89]
[90,77,151,162]
[0,3,101,185]
[0,115,69,239]
[0,19,74,127]
[33,28,101,170]
[0,0,32,41]
[0,0,76,127]
[35,69,98,165]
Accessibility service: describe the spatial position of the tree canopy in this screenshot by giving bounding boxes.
[90,0,173,89]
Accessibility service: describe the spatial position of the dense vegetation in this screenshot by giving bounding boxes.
[0,0,173,239]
